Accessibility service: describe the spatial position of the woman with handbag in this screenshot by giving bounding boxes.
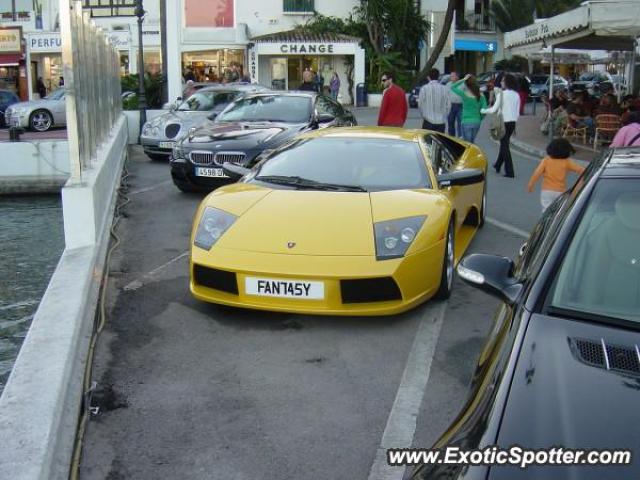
[482,73,521,178]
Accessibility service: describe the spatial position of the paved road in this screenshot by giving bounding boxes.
[79,109,566,479]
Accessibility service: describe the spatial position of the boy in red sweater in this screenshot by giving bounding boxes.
[377,72,408,127]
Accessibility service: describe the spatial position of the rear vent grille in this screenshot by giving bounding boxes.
[165,123,181,139]
[193,264,238,295]
[570,338,640,377]
[340,277,402,304]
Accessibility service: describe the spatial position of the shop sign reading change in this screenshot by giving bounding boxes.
[0,28,21,53]
[279,44,335,54]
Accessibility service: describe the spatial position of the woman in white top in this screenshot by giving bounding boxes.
[481,73,521,178]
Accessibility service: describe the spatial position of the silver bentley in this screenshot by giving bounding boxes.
[140,83,268,161]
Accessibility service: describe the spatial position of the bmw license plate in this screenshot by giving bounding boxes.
[195,167,228,178]
[159,141,175,148]
[245,277,325,300]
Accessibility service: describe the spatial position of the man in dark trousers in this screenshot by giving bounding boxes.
[377,72,407,127]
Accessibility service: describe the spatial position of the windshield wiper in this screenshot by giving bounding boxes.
[255,175,367,192]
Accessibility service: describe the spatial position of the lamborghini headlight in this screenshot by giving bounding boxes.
[374,216,426,260]
[194,207,237,250]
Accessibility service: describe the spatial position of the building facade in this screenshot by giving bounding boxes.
[164,0,364,104]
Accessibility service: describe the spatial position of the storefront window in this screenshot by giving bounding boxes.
[182,49,245,83]
[143,50,161,75]
[0,66,19,94]
[120,53,129,76]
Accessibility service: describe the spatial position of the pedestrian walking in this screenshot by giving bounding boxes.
[377,72,408,127]
[450,74,487,143]
[298,70,316,91]
[418,68,450,132]
[36,77,47,99]
[527,138,584,212]
[329,72,341,101]
[481,73,521,178]
[610,111,640,147]
[446,71,463,136]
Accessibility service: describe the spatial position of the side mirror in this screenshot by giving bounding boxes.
[457,254,523,304]
[437,168,484,188]
[317,113,335,124]
[222,162,251,181]
[207,111,219,121]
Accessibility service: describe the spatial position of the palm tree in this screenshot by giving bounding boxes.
[415,0,456,83]
[491,0,583,33]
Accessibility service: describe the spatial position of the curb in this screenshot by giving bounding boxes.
[508,136,591,165]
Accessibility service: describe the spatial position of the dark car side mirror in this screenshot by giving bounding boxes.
[222,163,251,181]
[437,169,484,188]
[207,111,219,121]
[457,254,523,304]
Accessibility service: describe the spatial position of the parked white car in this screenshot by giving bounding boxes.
[4,88,66,132]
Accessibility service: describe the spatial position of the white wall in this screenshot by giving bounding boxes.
[237,0,359,37]
[0,140,69,193]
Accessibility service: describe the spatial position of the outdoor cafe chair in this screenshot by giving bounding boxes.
[563,118,588,144]
[593,114,622,151]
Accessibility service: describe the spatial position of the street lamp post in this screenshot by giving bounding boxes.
[135,0,146,138]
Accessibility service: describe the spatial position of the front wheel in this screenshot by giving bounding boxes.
[435,218,455,300]
[30,109,53,132]
[146,153,167,162]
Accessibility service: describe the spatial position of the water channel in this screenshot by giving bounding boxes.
[0,195,65,395]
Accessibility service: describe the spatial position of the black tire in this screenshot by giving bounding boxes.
[146,153,167,162]
[478,183,487,228]
[29,109,53,132]
[435,218,455,300]
[172,179,197,193]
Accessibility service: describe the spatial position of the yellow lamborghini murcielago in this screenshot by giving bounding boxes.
[190,127,487,316]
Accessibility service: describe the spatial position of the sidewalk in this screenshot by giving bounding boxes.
[510,101,602,163]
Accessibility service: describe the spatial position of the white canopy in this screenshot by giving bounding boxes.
[505,1,640,55]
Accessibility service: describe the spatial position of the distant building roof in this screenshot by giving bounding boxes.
[251,30,361,43]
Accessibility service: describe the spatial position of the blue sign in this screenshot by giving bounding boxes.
[455,40,497,52]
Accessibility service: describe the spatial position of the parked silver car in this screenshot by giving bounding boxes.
[4,88,66,132]
[140,83,268,161]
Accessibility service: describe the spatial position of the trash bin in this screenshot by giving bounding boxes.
[356,83,368,107]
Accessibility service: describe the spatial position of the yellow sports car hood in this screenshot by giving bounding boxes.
[216,190,373,255]
[209,187,446,256]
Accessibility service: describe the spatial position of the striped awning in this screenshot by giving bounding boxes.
[0,53,21,66]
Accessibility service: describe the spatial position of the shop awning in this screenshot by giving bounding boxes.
[0,53,21,66]
[251,30,361,44]
[504,0,640,54]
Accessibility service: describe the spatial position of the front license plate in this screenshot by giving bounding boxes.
[195,167,228,178]
[159,141,175,148]
[245,277,325,300]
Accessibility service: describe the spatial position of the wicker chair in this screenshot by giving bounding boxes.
[563,117,588,144]
[593,114,621,151]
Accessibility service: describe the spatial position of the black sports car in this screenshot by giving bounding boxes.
[409,147,640,480]
[170,91,357,192]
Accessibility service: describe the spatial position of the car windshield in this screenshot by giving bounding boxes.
[45,89,65,101]
[578,73,596,81]
[216,95,312,123]
[253,137,430,191]
[177,91,237,111]
[547,178,640,323]
[531,75,547,84]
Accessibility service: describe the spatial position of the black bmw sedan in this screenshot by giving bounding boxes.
[408,147,640,480]
[170,91,356,192]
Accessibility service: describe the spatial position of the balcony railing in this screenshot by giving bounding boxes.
[456,12,496,32]
[283,0,314,13]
